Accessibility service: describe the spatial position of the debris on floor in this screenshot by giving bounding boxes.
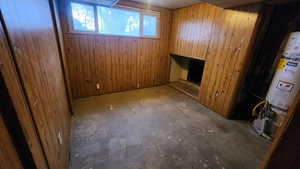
[71,86,270,169]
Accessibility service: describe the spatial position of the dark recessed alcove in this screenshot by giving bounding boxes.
[169,54,205,99]
[188,59,205,86]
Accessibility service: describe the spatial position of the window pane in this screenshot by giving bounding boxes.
[98,7,140,36]
[143,15,157,36]
[71,2,95,31]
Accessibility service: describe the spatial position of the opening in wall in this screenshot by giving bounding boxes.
[169,54,205,99]
[188,59,205,86]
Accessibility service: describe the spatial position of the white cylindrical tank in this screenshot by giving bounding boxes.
[266,32,300,113]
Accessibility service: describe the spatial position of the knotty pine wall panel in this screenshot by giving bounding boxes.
[170,3,217,60]
[170,3,262,117]
[58,0,172,99]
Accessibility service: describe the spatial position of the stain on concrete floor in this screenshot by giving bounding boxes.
[71,86,270,169]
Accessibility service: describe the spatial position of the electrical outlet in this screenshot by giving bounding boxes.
[96,83,100,90]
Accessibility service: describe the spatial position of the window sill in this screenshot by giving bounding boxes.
[65,31,161,40]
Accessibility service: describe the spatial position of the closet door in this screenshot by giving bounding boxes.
[0,0,71,169]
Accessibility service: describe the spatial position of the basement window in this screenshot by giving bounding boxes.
[143,15,158,36]
[97,6,140,36]
[70,2,160,38]
[71,2,96,32]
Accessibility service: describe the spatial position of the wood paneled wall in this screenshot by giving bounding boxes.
[170,3,262,117]
[51,0,75,113]
[0,16,48,169]
[58,0,172,99]
[0,0,71,169]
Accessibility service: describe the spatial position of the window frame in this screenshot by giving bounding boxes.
[69,2,98,33]
[141,11,160,38]
[68,1,160,39]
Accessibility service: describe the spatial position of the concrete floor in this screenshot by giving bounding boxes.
[71,86,270,169]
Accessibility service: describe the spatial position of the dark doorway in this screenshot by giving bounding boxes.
[188,59,205,86]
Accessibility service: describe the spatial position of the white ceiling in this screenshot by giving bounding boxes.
[130,0,202,9]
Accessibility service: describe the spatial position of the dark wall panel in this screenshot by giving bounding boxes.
[0,0,71,168]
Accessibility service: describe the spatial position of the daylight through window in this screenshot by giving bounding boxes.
[70,2,159,37]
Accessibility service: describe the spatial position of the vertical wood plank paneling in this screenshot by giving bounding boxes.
[58,0,173,99]
[50,0,74,114]
[0,20,48,169]
[170,3,261,117]
[0,0,71,168]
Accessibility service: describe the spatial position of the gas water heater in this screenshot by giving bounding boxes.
[266,32,300,114]
[253,32,300,139]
